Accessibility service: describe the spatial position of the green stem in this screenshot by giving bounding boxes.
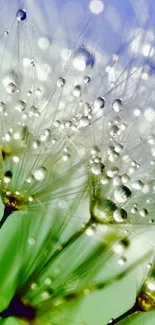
[106,302,141,325]
[0,205,14,229]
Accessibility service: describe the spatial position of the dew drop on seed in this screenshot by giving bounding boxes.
[16,9,27,21]
[114,142,123,153]
[12,156,20,163]
[57,77,66,88]
[113,208,127,222]
[91,198,116,223]
[29,106,40,117]
[94,97,105,109]
[26,175,35,184]
[73,47,95,71]
[0,102,7,112]
[110,125,120,137]
[28,237,35,245]
[132,180,144,190]
[31,283,37,290]
[32,140,41,149]
[91,163,102,175]
[118,256,127,265]
[79,116,89,128]
[54,120,61,128]
[113,238,130,254]
[114,185,131,203]
[121,174,130,184]
[4,170,13,184]
[44,278,52,285]
[72,85,81,97]
[139,208,148,217]
[33,167,47,181]
[83,75,91,83]
[63,153,71,161]
[15,100,26,112]
[6,82,17,94]
[112,99,123,112]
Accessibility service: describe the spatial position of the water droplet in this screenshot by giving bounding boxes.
[121,174,130,184]
[90,146,100,156]
[113,238,130,254]
[31,282,37,290]
[15,100,26,112]
[132,180,144,190]
[41,291,50,300]
[57,77,66,88]
[26,175,35,184]
[110,125,120,137]
[33,167,47,181]
[63,153,70,161]
[112,99,123,112]
[73,47,95,71]
[54,120,61,128]
[32,140,41,149]
[4,171,13,184]
[79,116,89,128]
[0,102,7,112]
[91,163,102,175]
[29,106,40,118]
[6,82,17,94]
[139,208,148,217]
[114,143,123,153]
[16,9,27,21]
[91,198,116,223]
[73,85,81,97]
[118,256,127,265]
[28,237,35,245]
[83,75,91,83]
[94,97,105,109]
[113,208,127,222]
[44,278,52,285]
[12,156,20,163]
[147,263,152,269]
[114,185,131,203]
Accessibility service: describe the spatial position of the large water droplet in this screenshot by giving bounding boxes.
[91,198,116,223]
[114,185,131,203]
[6,82,17,94]
[94,97,105,109]
[33,167,47,181]
[73,47,95,71]
[113,208,127,222]
[16,9,27,21]
[15,100,26,112]
[112,99,123,112]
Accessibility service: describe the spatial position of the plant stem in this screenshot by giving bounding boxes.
[0,295,36,321]
[106,302,141,325]
[0,205,14,229]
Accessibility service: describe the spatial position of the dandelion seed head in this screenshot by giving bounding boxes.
[89,1,105,15]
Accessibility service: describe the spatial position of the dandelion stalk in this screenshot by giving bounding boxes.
[106,303,141,325]
[0,295,36,320]
[0,204,16,229]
